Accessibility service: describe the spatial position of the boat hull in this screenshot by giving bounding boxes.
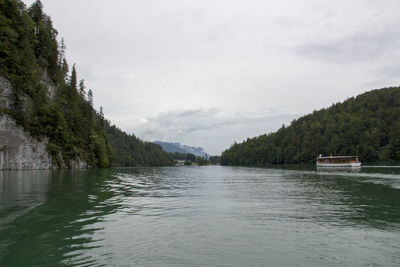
[316,162,361,167]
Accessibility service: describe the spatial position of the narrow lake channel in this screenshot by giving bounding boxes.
[1,166,399,266]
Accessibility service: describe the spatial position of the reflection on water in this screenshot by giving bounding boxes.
[0,170,51,231]
[317,166,362,173]
[0,170,117,266]
[0,166,399,266]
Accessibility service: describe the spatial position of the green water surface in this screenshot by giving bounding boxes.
[0,166,399,266]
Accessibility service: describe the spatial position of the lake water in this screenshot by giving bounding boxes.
[1,166,400,266]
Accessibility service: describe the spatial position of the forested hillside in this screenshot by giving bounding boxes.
[0,0,173,167]
[105,124,173,167]
[221,87,400,165]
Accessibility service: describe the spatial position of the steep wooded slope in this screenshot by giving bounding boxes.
[221,87,400,165]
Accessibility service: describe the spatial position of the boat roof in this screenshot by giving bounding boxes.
[317,155,359,159]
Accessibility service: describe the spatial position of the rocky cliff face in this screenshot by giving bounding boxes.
[0,114,52,170]
[0,76,87,170]
[0,76,13,110]
[41,70,57,100]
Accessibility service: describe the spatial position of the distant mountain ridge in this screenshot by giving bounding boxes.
[154,141,209,159]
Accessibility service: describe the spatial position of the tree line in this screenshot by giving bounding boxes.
[221,87,400,165]
[170,152,210,166]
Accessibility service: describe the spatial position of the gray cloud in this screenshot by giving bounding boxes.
[295,30,400,64]
[364,63,400,88]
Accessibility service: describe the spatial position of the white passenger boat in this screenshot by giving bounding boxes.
[316,155,361,167]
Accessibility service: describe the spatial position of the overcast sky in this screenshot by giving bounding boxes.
[23,0,400,155]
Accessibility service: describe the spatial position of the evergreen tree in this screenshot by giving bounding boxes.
[28,0,44,23]
[78,79,86,98]
[70,63,77,89]
[87,89,93,106]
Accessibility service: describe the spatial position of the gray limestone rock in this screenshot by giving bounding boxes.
[0,76,13,109]
[41,70,57,100]
[0,114,52,170]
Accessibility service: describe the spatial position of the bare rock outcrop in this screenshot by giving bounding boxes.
[41,70,57,100]
[0,114,52,169]
[0,76,13,109]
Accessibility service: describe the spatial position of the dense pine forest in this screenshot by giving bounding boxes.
[0,0,173,167]
[221,87,400,165]
[105,123,173,167]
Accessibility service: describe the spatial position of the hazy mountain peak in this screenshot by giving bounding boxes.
[154,141,209,159]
